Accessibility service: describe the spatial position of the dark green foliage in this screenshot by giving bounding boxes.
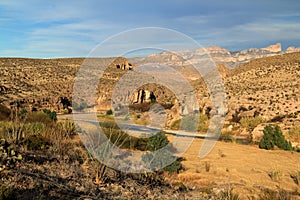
[101,127,148,151]
[147,131,169,151]
[106,109,113,115]
[42,109,57,121]
[163,158,184,174]
[142,131,183,174]
[259,125,293,151]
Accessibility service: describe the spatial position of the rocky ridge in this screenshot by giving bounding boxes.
[131,42,300,69]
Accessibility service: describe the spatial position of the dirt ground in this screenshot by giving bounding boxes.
[172,137,300,199]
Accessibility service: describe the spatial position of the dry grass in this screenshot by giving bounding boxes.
[172,137,300,197]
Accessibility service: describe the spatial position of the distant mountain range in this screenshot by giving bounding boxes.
[130,43,300,69]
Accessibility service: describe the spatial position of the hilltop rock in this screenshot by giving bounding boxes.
[286,46,300,53]
[134,42,300,69]
[260,43,282,52]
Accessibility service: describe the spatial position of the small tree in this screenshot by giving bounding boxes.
[259,125,292,151]
[142,131,183,174]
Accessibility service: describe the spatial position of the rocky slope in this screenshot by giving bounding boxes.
[0,48,299,144]
[225,52,300,131]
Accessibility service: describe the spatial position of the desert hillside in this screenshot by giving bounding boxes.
[1,52,300,143]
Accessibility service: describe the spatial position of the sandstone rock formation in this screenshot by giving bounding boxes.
[260,42,282,52]
[131,42,300,69]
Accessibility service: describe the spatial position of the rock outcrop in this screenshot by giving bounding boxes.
[131,42,300,69]
[260,43,282,52]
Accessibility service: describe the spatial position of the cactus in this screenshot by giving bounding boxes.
[0,139,22,171]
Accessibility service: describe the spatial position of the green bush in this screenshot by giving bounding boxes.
[259,125,293,151]
[142,131,183,174]
[240,117,266,132]
[146,131,169,151]
[101,127,148,151]
[106,109,113,115]
[42,109,57,121]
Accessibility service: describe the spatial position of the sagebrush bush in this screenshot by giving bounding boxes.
[240,116,266,132]
[26,112,53,124]
[287,126,300,143]
[259,125,292,150]
[170,114,209,132]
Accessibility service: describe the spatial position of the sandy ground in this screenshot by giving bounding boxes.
[173,137,300,198]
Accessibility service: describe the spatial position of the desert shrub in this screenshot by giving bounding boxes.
[0,185,14,200]
[287,126,300,143]
[290,171,300,185]
[56,120,77,137]
[219,131,235,142]
[26,112,53,124]
[259,125,293,151]
[0,105,11,121]
[0,139,22,170]
[42,109,57,121]
[106,109,113,115]
[258,188,292,200]
[170,114,209,132]
[240,116,266,132]
[146,131,168,151]
[23,134,50,151]
[101,127,148,151]
[170,119,180,130]
[142,131,183,174]
[24,122,46,135]
[268,169,282,182]
[217,185,240,200]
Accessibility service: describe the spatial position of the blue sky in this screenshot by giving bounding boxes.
[0,0,300,58]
